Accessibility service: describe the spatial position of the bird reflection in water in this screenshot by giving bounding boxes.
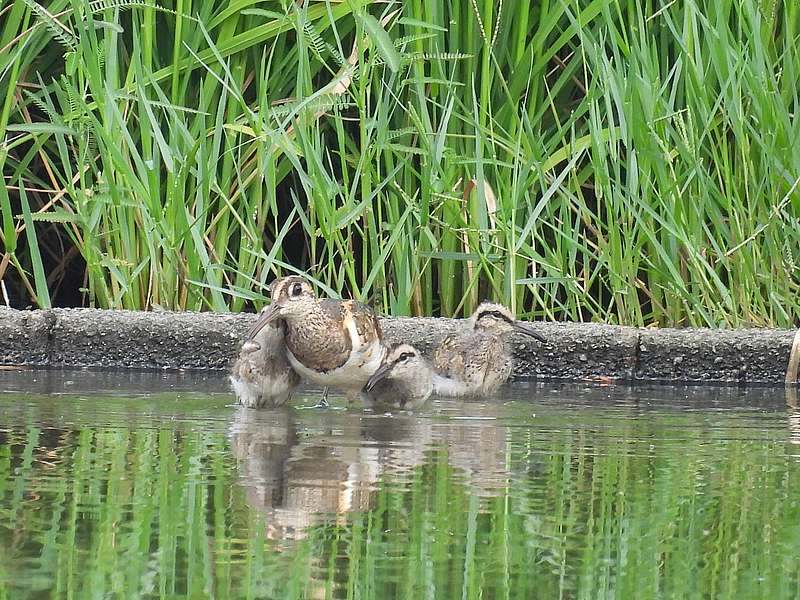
[228,396,514,542]
[229,406,379,542]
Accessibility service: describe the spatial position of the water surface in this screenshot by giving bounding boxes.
[1,370,799,599]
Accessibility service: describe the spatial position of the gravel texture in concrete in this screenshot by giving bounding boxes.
[1,306,797,384]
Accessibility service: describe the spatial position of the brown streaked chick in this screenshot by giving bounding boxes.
[432,302,546,396]
[365,343,474,409]
[365,344,434,410]
[230,314,301,408]
[247,276,386,403]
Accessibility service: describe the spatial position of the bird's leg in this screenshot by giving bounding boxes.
[315,386,330,408]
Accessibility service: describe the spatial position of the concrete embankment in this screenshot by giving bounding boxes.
[1,307,798,384]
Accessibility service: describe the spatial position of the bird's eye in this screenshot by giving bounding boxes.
[487,310,511,322]
[398,352,414,362]
[291,283,303,297]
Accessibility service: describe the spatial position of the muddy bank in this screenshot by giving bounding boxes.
[1,307,797,384]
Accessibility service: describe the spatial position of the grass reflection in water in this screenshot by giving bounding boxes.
[1,384,800,599]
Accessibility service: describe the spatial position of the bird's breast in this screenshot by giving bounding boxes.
[287,338,384,389]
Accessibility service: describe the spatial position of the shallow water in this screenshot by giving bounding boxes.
[1,370,799,599]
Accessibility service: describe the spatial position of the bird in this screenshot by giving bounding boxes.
[247,275,386,404]
[364,343,436,410]
[432,301,546,396]
[364,343,476,409]
[230,308,301,408]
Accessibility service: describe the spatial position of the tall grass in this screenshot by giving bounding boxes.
[0,0,798,326]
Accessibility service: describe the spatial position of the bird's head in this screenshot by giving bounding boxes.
[469,301,546,342]
[366,343,428,392]
[247,276,316,339]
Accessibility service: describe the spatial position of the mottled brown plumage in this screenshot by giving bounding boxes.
[432,302,546,396]
[349,300,383,344]
[248,276,386,400]
[283,299,352,373]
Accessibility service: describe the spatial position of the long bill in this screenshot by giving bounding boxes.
[366,363,393,392]
[513,322,547,343]
[246,304,282,340]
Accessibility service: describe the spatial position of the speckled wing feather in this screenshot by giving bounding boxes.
[349,301,383,345]
[462,334,493,390]
[432,334,466,380]
[464,333,513,394]
[285,299,352,373]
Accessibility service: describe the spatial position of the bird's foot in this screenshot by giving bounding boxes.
[314,387,330,409]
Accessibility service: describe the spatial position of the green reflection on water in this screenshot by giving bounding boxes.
[1,386,800,599]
